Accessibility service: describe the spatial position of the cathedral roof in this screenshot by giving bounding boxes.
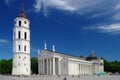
[39,50,93,63]
[42,49,81,59]
[17,4,27,18]
[87,51,98,60]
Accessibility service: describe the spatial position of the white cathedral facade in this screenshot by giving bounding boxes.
[12,4,31,76]
[38,43,104,76]
[11,4,104,76]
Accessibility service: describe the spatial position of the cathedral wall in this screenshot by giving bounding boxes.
[60,58,68,75]
[68,61,79,75]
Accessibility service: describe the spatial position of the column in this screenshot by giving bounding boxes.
[87,65,88,75]
[50,58,51,74]
[83,64,84,75]
[88,65,90,75]
[41,59,43,74]
[86,65,87,75]
[58,59,61,75]
[53,57,55,75]
[79,63,80,75]
[87,65,89,75]
[38,60,40,74]
[90,65,92,75]
[47,58,49,74]
[79,64,81,75]
[84,65,86,75]
[91,65,93,75]
[81,64,82,75]
[43,59,45,74]
[40,60,42,74]
[86,65,88,74]
[39,60,41,74]
[89,65,90,75]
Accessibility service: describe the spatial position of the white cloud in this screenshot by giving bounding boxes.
[4,0,15,5]
[113,13,120,20]
[33,0,109,16]
[0,39,9,44]
[0,39,12,49]
[112,1,120,20]
[31,47,38,53]
[115,2,120,10]
[0,39,10,48]
[33,0,76,12]
[33,0,120,35]
[33,0,42,12]
[45,0,76,11]
[84,23,120,34]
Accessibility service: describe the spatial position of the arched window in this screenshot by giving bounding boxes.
[24,21,27,24]
[18,45,21,51]
[19,21,21,26]
[18,31,21,39]
[14,32,15,39]
[18,63,20,66]
[24,32,27,40]
[15,21,16,24]
[24,45,26,51]
[19,56,21,59]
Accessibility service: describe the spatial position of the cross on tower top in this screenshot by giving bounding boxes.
[21,3,24,13]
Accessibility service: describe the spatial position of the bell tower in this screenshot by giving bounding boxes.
[12,4,31,76]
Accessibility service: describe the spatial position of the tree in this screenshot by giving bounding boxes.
[0,59,12,74]
[31,57,38,74]
[104,59,120,73]
[0,58,119,75]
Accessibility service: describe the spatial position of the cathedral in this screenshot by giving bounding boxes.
[38,43,104,76]
[12,4,104,76]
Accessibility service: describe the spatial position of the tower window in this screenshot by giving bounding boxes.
[18,63,20,66]
[18,45,21,51]
[15,21,16,24]
[24,21,27,24]
[26,68,28,72]
[19,56,21,59]
[19,21,21,26]
[14,32,15,38]
[24,32,27,40]
[24,45,26,51]
[18,31,21,39]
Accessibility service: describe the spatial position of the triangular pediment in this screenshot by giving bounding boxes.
[38,50,54,58]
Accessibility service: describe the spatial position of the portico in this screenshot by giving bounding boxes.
[38,56,61,75]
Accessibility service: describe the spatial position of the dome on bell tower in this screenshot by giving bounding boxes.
[17,3,27,18]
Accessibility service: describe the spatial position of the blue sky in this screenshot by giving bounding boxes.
[0,0,120,61]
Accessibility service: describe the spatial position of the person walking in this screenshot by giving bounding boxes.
[64,75,67,80]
